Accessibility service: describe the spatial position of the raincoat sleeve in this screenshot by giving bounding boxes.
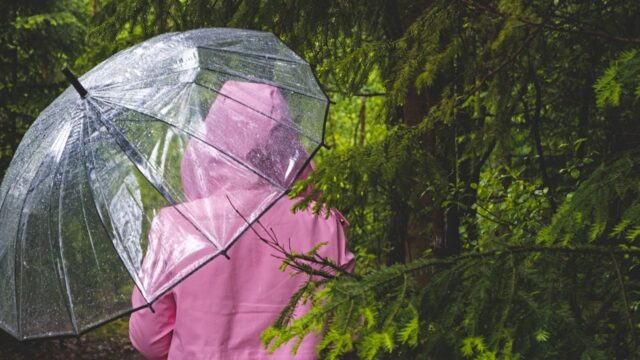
[129,287,176,360]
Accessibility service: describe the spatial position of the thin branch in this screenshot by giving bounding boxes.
[453,199,525,233]
[471,137,496,181]
[226,195,354,280]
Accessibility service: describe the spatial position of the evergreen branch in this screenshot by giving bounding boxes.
[226,195,354,280]
[266,244,640,356]
[423,244,640,266]
[382,273,408,328]
[339,245,640,301]
[342,300,354,333]
[305,244,640,317]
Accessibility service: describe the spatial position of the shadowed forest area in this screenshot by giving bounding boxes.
[0,319,141,359]
[1,0,640,359]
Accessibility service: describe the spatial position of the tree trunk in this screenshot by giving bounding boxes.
[386,0,459,262]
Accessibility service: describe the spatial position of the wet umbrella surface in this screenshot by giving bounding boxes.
[0,28,327,340]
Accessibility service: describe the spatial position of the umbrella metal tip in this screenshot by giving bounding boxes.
[62,67,88,99]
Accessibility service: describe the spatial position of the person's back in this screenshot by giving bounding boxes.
[129,195,352,359]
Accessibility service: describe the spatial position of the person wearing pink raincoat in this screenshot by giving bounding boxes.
[129,80,354,359]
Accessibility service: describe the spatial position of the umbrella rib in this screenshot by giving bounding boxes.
[85,100,227,254]
[78,182,102,271]
[91,96,288,192]
[80,41,194,89]
[11,90,77,154]
[6,117,60,163]
[81,102,185,316]
[94,46,312,97]
[12,186,30,339]
[48,123,80,334]
[90,67,322,145]
[79,107,150,300]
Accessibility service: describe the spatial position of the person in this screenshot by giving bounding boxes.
[128,80,354,359]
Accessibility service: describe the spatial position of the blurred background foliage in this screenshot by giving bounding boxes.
[2,0,640,359]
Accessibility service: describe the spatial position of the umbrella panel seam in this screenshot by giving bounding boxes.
[49,119,80,335]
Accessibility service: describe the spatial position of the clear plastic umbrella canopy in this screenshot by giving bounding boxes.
[0,28,327,340]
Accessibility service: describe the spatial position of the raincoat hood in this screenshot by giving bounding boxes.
[180,80,309,202]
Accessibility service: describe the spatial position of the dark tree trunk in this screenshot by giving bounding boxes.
[388,192,409,264]
[385,0,459,262]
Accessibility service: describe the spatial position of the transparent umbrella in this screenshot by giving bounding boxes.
[0,28,327,340]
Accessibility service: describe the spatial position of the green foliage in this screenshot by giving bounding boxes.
[4,0,640,358]
[475,164,550,249]
[540,153,640,246]
[262,245,640,359]
[594,50,640,108]
[266,0,640,356]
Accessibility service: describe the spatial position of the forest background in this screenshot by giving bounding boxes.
[1,1,640,359]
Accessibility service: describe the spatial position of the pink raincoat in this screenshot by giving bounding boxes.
[129,81,354,359]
